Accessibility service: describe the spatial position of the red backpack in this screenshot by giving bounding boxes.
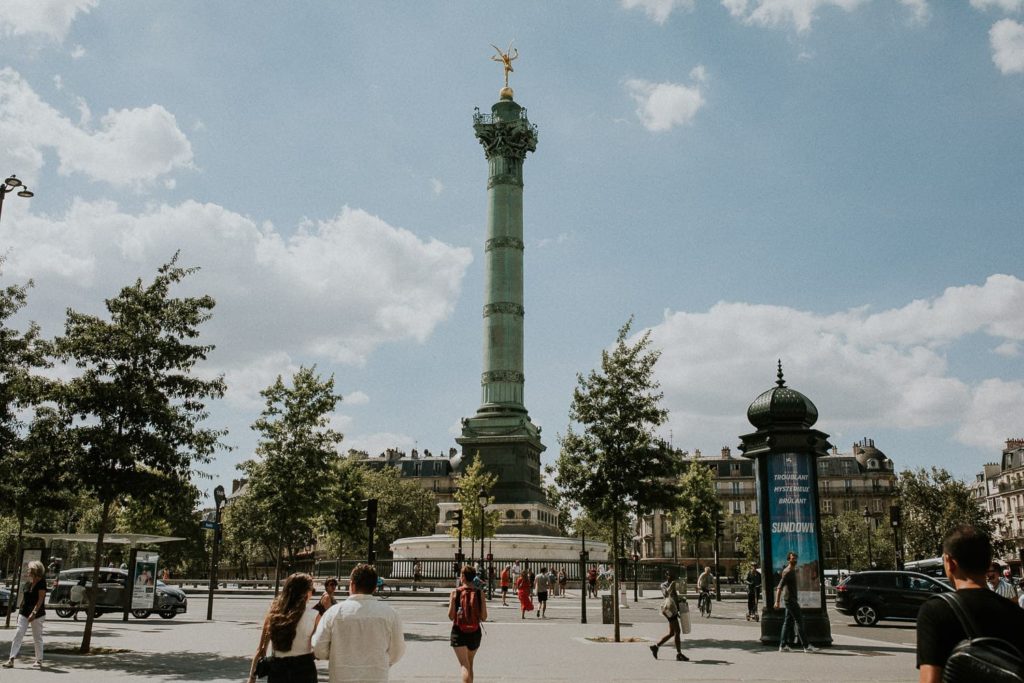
[454,586,482,633]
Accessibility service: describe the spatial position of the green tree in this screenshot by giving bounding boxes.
[555,319,680,642]
[542,477,573,536]
[671,455,719,570]
[113,473,206,575]
[315,456,368,569]
[56,256,227,652]
[449,454,500,541]
[0,267,56,625]
[732,513,761,575]
[825,509,895,571]
[240,366,344,591]
[897,466,998,561]
[361,466,437,557]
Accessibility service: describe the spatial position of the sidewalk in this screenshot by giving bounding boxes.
[0,593,917,682]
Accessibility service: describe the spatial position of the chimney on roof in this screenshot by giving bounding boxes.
[721,446,731,459]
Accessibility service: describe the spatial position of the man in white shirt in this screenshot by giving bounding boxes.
[312,564,405,682]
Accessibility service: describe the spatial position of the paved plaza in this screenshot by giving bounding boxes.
[0,591,920,682]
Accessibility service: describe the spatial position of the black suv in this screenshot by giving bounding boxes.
[835,570,952,626]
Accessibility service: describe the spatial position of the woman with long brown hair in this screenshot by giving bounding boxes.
[248,573,318,683]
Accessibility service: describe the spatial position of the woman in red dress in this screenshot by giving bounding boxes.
[515,571,533,619]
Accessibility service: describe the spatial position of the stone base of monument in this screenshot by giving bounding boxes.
[390,533,610,563]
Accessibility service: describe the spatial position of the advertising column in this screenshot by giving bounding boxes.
[131,552,159,611]
[766,453,822,609]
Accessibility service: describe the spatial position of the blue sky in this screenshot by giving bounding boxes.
[1,1,1022,502]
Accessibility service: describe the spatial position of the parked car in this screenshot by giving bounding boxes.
[835,570,952,626]
[0,585,9,616]
[48,567,187,619]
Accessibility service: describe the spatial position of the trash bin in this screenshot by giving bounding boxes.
[601,595,614,624]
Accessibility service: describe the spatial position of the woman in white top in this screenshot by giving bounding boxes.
[248,573,319,683]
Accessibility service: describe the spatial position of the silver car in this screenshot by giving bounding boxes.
[48,567,187,619]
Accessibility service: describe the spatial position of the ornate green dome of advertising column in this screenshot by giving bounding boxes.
[457,47,549,514]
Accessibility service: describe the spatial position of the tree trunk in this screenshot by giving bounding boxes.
[80,499,111,654]
[4,515,25,629]
[612,515,621,643]
[273,537,283,596]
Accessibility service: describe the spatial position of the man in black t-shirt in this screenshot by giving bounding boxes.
[916,524,1024,683]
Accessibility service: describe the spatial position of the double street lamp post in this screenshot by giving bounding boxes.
[206,485,226,621]
[0,175,34,223]
[477,488,487,592]
[863,507,873,570]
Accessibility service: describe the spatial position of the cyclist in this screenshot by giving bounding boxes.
[744,563,762,621]
[697,566,713,616]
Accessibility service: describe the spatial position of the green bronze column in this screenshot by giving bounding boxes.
[458,81,549,514]
[472,90,537,412]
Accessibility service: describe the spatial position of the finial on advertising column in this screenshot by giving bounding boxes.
[490,41,518,99]
[776,359,786,388]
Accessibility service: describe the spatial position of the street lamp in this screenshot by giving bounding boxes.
[477,488,487,589]
[832,521,842,573]
[0,175,35,224]
[863,507,873,570]
[206,484,227,621]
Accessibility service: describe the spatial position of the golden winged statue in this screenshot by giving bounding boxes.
[491,42,518,89]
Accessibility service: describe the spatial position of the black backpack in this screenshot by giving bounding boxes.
[936,591,1024,683]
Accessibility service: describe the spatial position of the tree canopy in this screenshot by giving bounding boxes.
[555,318,679,641]
[55,256,227,652]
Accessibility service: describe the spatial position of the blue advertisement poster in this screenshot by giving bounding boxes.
[767,452,821,609]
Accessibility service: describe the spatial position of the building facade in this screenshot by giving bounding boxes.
[971,439,1024,567]
[639,438,898,578]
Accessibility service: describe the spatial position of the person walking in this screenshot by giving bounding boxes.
[412,560,422,592]
[534,567,550,618]
[774,552,817,653]
[917,525,1024,682]
[312,564,405,682]
[448,564,488,683]
[587,565,598,598]
[557,568,567,597]
[745,563,762,621]
[650,573,689,662]
[515,567,534,619]
[315,577,339,617]
[499,564,511,606]
[247,572,319,683]
[3,561,47,669]
[985,562,1017,601]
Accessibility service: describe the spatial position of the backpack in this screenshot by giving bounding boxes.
[936,592,1024,683]
[454,586,482,633]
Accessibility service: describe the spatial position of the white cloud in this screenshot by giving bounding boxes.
[994,341,1022,357]
[0,0,97,42]
[621,0,695,24]
[535,232,572,249]
[899,0,930,23]
[70,44,86,59]
[722,0,868,33]
[640,275,1024,454]
[2,199,473,370]
[53,75,64,91]
[347,432,417,457]
[0,68,193,188]
[344,390,370,405]
[689,65,708,82]
[972,0,1024,12]
[430,177,444,195]
[991,19,1024,74]
[956,379,1024,449]
[625,78,706,132]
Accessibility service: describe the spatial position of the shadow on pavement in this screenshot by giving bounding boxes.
[404,632,449,643]
[44,649,253,681]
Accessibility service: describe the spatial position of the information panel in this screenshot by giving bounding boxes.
[131,551,159,610]
[767,452,821,609]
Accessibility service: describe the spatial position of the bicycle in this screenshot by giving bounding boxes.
[698,589,712,617]
[376,577,394,599]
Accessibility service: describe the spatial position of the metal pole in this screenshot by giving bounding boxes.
[864,510,873,569]
[580,531,587,624]
[633,553,639,603]
[206,503,223,621]
[479,503,485,586]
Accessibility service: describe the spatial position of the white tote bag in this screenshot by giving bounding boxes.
[677,598,692,634]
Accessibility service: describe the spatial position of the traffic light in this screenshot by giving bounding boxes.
[362,499,378,528]
[453,508,464,533]
[890,505,901,527]
[715,517,725,540]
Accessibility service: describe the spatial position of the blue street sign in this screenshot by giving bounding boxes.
[200,520,221,530]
